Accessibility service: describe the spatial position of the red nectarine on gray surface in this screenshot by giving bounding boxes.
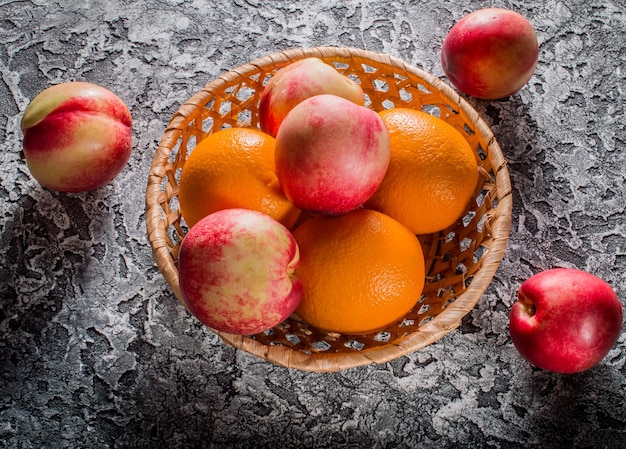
[441,8,539,100]
[510,268,623,374]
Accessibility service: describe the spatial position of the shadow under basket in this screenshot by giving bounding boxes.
[145,46,513,372]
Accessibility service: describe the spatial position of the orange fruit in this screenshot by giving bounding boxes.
[178,127,300,229]
[365,108,479,235]
[292,208,425,335]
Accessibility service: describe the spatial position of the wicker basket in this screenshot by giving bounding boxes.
[146,46,512,372]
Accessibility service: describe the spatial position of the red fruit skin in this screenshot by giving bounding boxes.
[510,268,623,374]
[441,8,539,100]
[274,94,390,215]
[258,58,364,138]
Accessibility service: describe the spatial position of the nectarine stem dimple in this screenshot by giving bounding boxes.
[517,292,536,317]
[524,303,536,317]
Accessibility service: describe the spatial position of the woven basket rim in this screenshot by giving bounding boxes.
[145,46,513,372]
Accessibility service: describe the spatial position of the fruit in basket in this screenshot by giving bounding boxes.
[20,81,132,192]
[178,127,300,229]
[178,208,303,335]
[293,208,425,335]
[275,94,390,215]
[365,108,478,235]
[441,8,539,100]
[510,268,623,374]
[259,57,364,137]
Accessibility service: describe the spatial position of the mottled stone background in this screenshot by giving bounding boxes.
[1,0,625,448]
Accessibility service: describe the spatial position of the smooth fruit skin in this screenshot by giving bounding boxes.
[21,81,132,192]
[178,208,303,335]
[274,94,390,215]
[259,57,364,137]
[441,8,539,100]
[510,268,623,374]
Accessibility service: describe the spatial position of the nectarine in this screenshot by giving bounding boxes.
[21,81,132,192]
[274,94,390,215]
[178,208,303,336]
[441,8,539,100]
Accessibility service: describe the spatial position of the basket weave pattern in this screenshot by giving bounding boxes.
[146,47,512,372]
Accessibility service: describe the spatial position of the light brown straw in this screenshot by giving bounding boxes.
[145,47,513,372]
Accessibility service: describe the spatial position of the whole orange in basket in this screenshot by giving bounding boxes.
[292,208,425,335]
[365,108,479,235]
[178,127,301,229]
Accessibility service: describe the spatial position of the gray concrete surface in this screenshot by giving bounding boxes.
[1,1,625,447]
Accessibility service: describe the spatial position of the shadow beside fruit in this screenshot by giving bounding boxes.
[1,184,120,339]
[519,364,626,448]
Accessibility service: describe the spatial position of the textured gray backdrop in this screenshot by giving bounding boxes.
[1,1,625,448]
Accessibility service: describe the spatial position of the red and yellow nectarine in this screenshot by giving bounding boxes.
[21,81,132,192]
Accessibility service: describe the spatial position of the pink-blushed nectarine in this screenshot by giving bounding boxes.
[21,81,132,192]
[510,268,623,374]
[274,94,390,216]
[259,57,364,137]
[178,208,303,336]
[441,8,539,100]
